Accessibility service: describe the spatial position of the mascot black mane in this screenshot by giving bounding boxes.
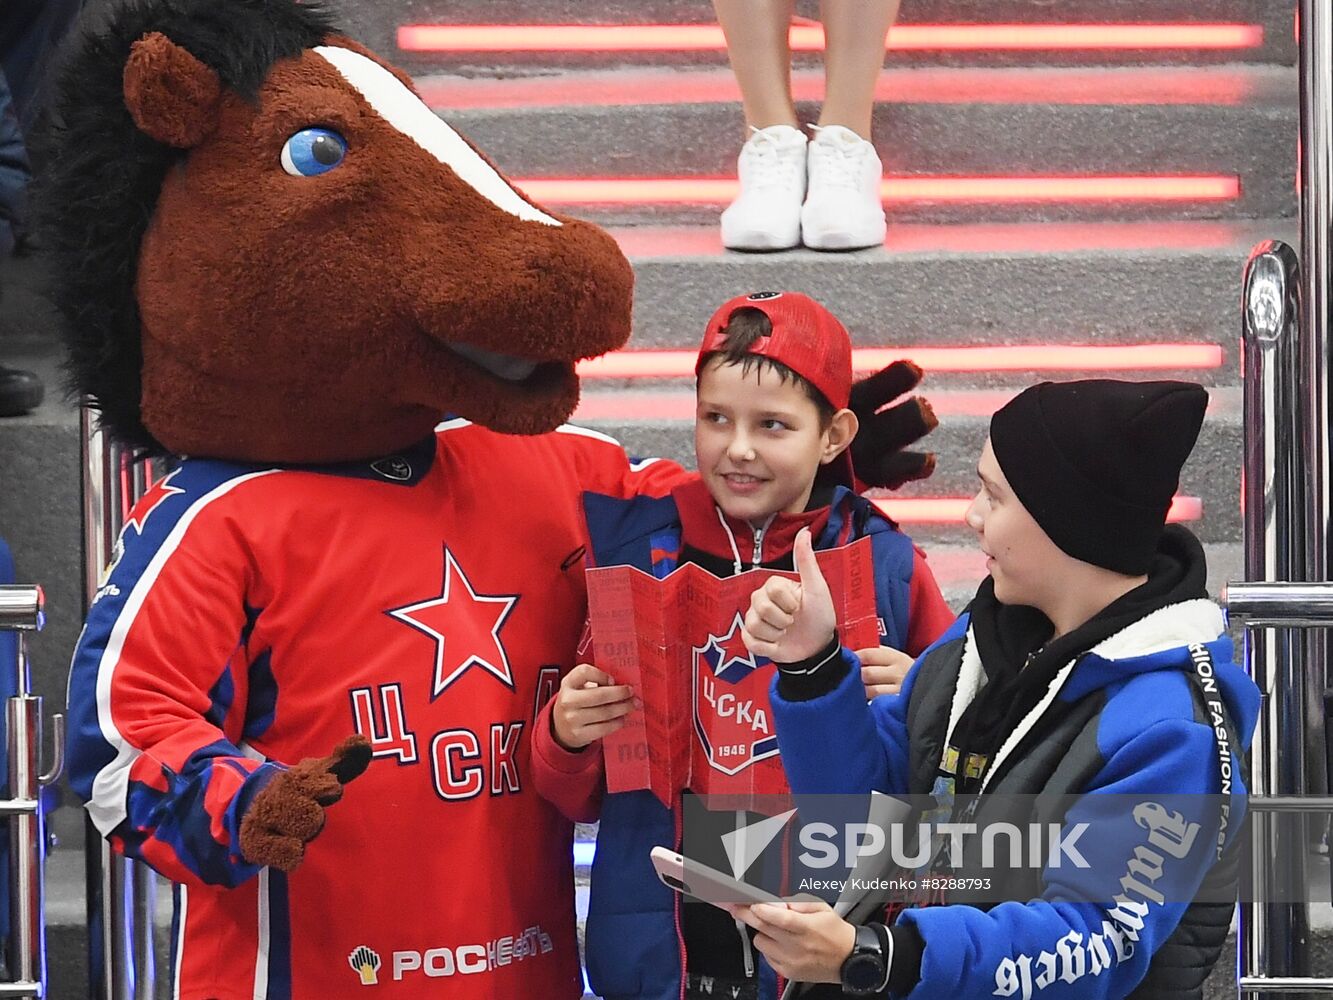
[42,1,334,454]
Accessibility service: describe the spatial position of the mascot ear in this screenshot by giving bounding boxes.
[123,32,222,149]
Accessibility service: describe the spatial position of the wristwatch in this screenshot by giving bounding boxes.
[840,922,892,996]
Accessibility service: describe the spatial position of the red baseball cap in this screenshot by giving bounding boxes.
[695,291,853,410]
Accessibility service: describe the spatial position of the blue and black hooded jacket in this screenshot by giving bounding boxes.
[772,526,1261,1000]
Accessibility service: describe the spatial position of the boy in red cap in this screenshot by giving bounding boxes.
[530,291,954,1000]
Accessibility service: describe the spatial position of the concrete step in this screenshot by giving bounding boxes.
[10,221,1293,360]
[423,63,1293,112]
[337,0,1296,72]
[884,541,1245,610]
[8,219,1286,377]
[607,219,1293,371]
[576,385,1243,545]
[45,848,174,999]
[435,65,1294,226]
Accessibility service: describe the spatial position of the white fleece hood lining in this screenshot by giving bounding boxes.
[943,629,987,754]
[969,599,1226,793]
[1086,598,1225,661]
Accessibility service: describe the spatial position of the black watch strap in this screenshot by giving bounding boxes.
[870,922,893,993]
[841,922,892,996]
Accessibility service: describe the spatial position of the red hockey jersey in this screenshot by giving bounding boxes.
[67,420,685,999]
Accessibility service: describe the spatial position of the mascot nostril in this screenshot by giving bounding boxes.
[393,214,633,438]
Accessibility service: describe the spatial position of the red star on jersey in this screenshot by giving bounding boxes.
[703,612,763,676]
[124,470,185,535]
[388,547,520,698]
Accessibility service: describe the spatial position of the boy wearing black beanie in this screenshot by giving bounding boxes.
[728,379,1261,1000]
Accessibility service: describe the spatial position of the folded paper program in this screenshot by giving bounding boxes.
[586,537,880,806]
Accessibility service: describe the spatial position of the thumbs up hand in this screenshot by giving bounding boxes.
[742,528,838,664]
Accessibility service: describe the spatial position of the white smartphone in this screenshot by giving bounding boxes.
[649,846,784,908]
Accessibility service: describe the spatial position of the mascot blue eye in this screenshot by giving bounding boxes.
[280,128,347,176]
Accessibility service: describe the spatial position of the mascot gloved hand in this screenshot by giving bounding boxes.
[848,360,938,490]
[239,736,372,872]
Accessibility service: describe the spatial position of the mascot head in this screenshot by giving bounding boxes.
[40,0,634,463]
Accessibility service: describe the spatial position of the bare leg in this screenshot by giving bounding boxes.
[713,0,799,135]
[819,0,899,139]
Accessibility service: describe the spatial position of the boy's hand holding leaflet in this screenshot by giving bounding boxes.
[743,527,838,663]
[551,663,639,751]
[857,645,914,697]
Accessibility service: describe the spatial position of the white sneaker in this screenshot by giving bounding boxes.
[800,124,887,251]
[720,124,808,251]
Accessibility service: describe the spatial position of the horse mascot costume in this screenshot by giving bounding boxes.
[41,1,936,996]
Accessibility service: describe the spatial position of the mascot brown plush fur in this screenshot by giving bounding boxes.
[44,2,935,997]
[51,6,632,463]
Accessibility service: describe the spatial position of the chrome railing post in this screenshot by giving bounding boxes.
[1235,0,1333,993]
[1299,3,1333,577]
[79,412,158,1000]
[1297,0,1333,845]
[0,585,63,999]
[1240,241,1310,990]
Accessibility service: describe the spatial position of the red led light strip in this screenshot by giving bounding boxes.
[516,175,1240,205]
[577,345,1224,379]
[398,23,1263,54]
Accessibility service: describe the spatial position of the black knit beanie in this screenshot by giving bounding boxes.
[989,379,1208,575]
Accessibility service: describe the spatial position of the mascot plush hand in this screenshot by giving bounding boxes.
[848,359,937,490]
[43,2,935,997]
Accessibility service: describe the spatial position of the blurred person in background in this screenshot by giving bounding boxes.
[0,0,83,416]
[714,0,898,252]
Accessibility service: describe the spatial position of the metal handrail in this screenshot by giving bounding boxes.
[80,413,160,1000]
[1238,236,1313,991]
[0,585,65,998]
[1225,582,1333,627]
[1237,980,1333,994]
[0,591,43,633]
[1237,1,1333,997]
[1235,0,1333,993]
